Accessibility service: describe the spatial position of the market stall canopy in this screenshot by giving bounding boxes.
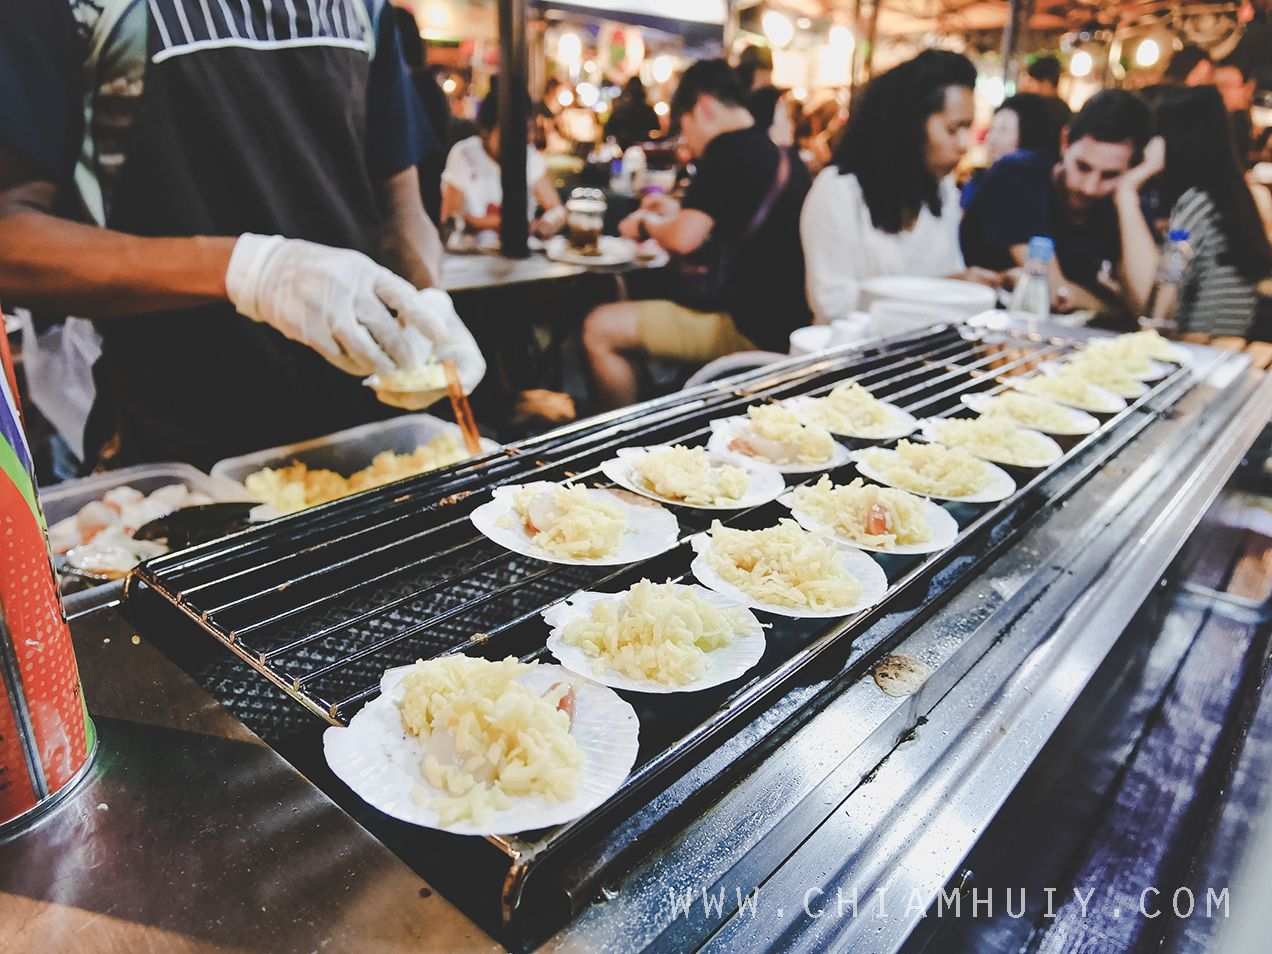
[810,0,1207,37]
[537,0,727,40]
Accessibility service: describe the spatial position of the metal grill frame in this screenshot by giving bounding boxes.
[127,321,1195,915]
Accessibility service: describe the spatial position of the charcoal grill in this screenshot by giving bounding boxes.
[124,318,1257,945]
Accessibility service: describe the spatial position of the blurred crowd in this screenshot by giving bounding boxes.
[562,46,1272,408]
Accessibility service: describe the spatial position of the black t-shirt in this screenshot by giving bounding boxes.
[960,150,1120,295]
[1040,95,1073,145]
[683,127,812,351]
[605,99,660,150]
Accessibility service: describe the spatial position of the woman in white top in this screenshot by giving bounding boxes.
[801,50,987,323]
[442,86,564,237]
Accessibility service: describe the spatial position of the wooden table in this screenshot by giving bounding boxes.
[439,249,664,293]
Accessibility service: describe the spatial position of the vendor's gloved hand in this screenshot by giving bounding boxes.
[395,288,487,394]
[370,326,444,411]
[225,233,419,377]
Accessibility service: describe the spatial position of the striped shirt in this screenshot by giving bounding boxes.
[1172,187,1259,337]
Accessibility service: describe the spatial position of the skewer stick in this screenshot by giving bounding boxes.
[444,360,483,456]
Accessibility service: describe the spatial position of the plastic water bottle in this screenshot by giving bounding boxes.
[1139,230,1193,336]
[1010,236,1054,326]
[624,145,647,193]
[607,137,628,192]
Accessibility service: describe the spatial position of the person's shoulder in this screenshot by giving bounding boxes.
[980,151,1050,192]
[809,165,862,199]
[997,149,1051,174]
[710,126,777,161]
[445,135,481,166]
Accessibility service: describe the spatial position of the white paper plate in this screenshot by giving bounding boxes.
[543,583,766,693]
[778,487,959,555]
[470,482,681,566]
[545,235,636,267]
[324,662,639,836]
[1010,375,1128,414]
[1081,343,1173,381]
[784,394,918,442]
[599,447,786,511]
[852,448,1017,504]
[960,393,1099,436]
[706,417,852,475]
[918,418,1063,470]
[688,531,888,619]
[1040,361,1147,400]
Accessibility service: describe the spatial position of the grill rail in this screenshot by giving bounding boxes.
[128,322,1195,934]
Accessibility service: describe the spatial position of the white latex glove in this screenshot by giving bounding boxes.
[226,233,419,377]
[394,288,487,394]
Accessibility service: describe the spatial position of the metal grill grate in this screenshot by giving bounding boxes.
[135,324,1168,730]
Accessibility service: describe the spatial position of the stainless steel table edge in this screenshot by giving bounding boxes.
[698,358,1272,952]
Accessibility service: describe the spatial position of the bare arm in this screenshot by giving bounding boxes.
[1112,137,1167,317]
[442,181,500,232]
[621,205,713,255]
[0,147,232,318]
[377,166,442,289]
[1114,185,1159,317]
[531,176,565,237]
[534,176,562,212]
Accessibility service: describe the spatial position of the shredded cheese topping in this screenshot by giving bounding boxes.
[704,519,863,611]
[1059,353,1144,398]
[927,416,1054,467]
[976,392,1084,433]
[633,445,750,506]
[560,580,751,685]
[732,405,837,465]
[859,439,992,497]
[791,476,933,550]
[377,360,447,393]
[1102,329,1181,363]
[245,434,471,515]
[397,656,583,826]
[1015,373,1115,411]
[513,484,628,559]
[1080,342,1155,377]
[798,382,895,436]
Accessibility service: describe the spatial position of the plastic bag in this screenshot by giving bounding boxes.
[19,312,101,462]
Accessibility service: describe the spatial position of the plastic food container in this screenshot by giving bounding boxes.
[36,463,244,597]
[210,413,500,492]
[39,462,247,527]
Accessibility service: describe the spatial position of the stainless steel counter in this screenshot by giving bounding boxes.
[0,607,500,954]
[5,320,1271,953]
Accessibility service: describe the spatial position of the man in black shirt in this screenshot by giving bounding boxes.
[583,60,811,409]
[960,89,1151,316]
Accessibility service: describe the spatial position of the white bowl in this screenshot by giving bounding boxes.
[860,276,997,318]
[789,314,874,356]
[789,325,832,357]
